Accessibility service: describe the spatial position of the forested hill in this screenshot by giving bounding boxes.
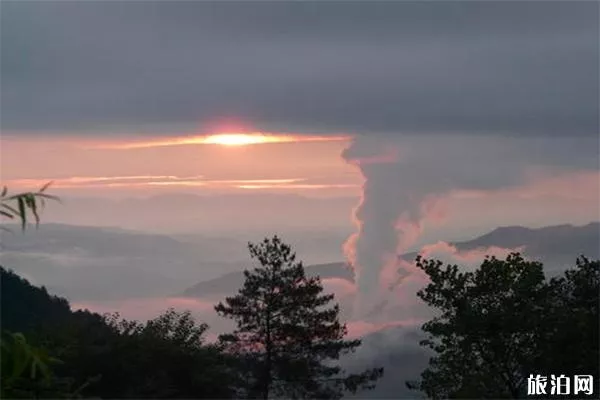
[0,266,236,398]
[1,267,100,333]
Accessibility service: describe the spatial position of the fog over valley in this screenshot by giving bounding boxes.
[3,219,597,397]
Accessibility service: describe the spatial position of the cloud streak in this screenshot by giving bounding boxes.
[5,176,357,192]
[238,184,359,191]
[85,133,350,150]
[8,175,205,188]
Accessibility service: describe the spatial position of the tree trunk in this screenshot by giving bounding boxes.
[263,310,272,400]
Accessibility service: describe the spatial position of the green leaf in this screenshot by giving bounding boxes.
[39,181,53,193]
[0,210,14,219]
[1,203,20,216]
[17,196,26,231]
[1,185,60,232]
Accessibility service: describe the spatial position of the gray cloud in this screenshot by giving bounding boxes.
[1,1,597,137]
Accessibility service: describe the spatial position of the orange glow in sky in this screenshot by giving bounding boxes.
[87,133,350,150]
[203,133,285,146]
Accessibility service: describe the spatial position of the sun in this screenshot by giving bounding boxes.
[203,133,274,146]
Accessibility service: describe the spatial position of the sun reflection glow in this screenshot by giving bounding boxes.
[85,132,350,149]
[203,133,285,146]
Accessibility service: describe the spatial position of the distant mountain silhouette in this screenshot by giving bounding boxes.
[460,222,599,255]
[182,262,355,298]
[0,223,193,256]
[3,222,597,302]
[182,222,599,298]
[36,193,356,235]
[400,222,599,269]
[0,223,249,301]
[0,223,348,301]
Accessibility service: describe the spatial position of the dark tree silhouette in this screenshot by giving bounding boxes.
[407,252,599,399]
[215,235,383,399]
[1,267,238,398]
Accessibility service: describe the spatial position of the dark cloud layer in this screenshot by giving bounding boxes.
[1,1,598,137]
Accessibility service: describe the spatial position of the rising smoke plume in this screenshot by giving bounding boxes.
[341,134,591,320]
[342,135,446,319]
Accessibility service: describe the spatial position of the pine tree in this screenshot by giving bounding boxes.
[215,236,383,399]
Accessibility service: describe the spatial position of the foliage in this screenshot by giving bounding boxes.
[407,252,599,399]
[0,184,72,398]
[0,267,237,398]
[215,235,383,399]
[540,256,599,384]
[95,308,237,398]
[0,182,59,232]
[0,329,89,399]
[1,330,56,398]
[0,267,73,333]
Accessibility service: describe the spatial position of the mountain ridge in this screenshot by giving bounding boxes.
[182,222,599,298]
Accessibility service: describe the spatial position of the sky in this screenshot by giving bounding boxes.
[2,0,598,232]
[1,1,599,319]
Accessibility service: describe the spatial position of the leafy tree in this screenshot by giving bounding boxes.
[1,266,238,399]
[1,331,57,398]
[407,252,599,399]
[540,256,599,389]
[0,328,88,399]
[0,267,73,333]
[215,235,383,399]
[96,308,237,399]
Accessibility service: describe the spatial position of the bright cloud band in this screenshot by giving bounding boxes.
[5,176,357,191]
[86,133,351,150]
